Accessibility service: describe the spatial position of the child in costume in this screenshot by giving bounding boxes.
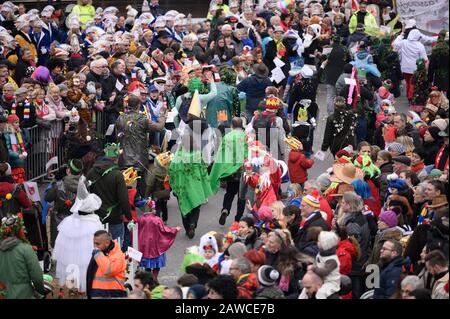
[309,231,341,299]
[137,199,181,282]
[146,152,173,222]
[199,232,220,268]
[4,114,28,184]
[53,175,104,293]
[286,136,314,187]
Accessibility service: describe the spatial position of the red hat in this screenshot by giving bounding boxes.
[336,150,350,158]
[7,114,20,124]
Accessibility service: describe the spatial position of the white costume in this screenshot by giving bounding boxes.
[53,176,103,292]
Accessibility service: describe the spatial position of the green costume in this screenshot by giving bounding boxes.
[209,129,248,194]
[205,82,240,128]
[168,149,212,216]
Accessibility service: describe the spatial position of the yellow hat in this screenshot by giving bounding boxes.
[122,167,141,186]
[156,152,174,167]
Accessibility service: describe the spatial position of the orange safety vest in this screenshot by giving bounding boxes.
[92,240,127,292]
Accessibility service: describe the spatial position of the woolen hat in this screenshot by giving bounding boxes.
[392,156,411,167]
[257,206,273,222]
[387,142,405,155]
[302,190,321,208]
[379,210,398,228]
[257,265,280,287]
[7,114,20,124]
[428,126,442,141]
[428,169,443,178]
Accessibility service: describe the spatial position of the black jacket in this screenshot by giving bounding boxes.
[377,162,394,206]
[86,158,132,225]
[86,71,116,101]
[264,38,296,76]
[321,111,357,155]
[374,256,409,299]
[423,140,443,166]
[294,212,330,248]
[324,44,347,85]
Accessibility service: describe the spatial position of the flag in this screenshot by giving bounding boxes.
[188,89,201,118]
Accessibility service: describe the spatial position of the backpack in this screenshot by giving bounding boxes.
[427,225,449,260]
[253,112,277,150]
[179,95,193,123]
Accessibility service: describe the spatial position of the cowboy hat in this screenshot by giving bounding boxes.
[330,163,364,184]
[330,183,355,197]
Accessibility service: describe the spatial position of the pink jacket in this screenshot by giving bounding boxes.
[137,213,178,259]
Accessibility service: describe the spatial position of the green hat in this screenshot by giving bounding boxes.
[180,252,205,273]
[104,143,121,158]
[150,285,167,299]
[429,169,443,178]
[68,159,83,175]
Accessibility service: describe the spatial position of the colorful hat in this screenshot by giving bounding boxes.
[122,167,141,186]
[330,183,355,197]
[104,143,121,158]
[302,190,321,208]
[354,154,381,178]
[265,96,282,111]
[156,152,174,167]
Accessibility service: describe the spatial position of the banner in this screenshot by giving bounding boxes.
[396,0,449,33]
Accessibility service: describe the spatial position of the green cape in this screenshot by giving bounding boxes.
[209,129,248,194]
[168,149,213,216]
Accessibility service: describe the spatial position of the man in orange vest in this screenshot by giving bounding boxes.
[86,230,127,298]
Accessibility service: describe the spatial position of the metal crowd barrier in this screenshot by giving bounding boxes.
[25,111,109,182]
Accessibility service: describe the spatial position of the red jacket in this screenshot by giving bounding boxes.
[337,239,358,300]
[288,150,314,184]
[320,198,333,228]
[0,181,32,212]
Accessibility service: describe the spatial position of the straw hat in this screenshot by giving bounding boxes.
[330,163,364,185]
[330,183,355,197]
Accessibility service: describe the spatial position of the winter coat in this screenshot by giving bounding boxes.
[432,271,449,299]
[46,95,70,120]
[337,239,358,275]
[278,263,307,299]
[335,72,351,97]
[85,71,116,101]
[30,31,52,66]
[343,212,371,276]
[86,158,132,225]
[393,30,428,74]
[298,241,319,258]
[374,256,409,299]
[423,140,443,166]
[0,237,45,299]
[235,229,263,251]
[237,74,273,113]
[15,31,38,64]
[288,150,314,184]
[146,160,170,200]
[254,285,286,299]
[294,212,330,248]
[116,110,166,168]
[324,44,347,85]
[349,11,379,36]
[321,112,357,155]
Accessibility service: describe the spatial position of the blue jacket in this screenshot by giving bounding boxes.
[374,256,409,299]
[237,74,272,114]
[30,31,52,66]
